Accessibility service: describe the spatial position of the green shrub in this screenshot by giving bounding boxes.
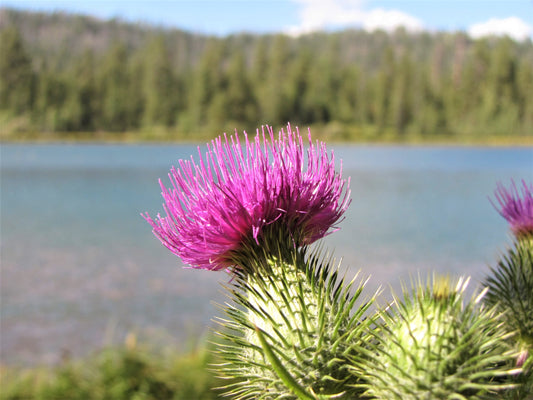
[0,339,225,400]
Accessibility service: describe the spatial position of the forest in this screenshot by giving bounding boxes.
[1,8,532,142]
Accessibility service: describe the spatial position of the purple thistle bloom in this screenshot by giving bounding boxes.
[143,124,351,271]
[492,179,533,238]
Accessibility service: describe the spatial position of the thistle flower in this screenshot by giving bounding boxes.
[143,124,350,271]
[357,276,521,399]
[492,180,533,239]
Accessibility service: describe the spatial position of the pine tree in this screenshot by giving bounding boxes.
[34,68,68,132]
[0,27,35,114]
[98,42,134,131]
[516,57,533,134]
[189,38,226,127]
[284,48,312,123]
[303,54,338,124]
[262,34,292,124]
[141,35,177,128]
[333,66,362,124]
[371,46,395,134]
[222,49,257,126]
[389,52,413,135]
[482,37,520,134]
[73,50,98,131]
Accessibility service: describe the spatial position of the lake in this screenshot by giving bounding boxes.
[1,143,532,365]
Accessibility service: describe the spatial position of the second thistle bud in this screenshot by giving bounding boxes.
[357,276,521,400]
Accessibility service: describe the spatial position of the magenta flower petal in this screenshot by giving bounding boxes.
[143,124,351,271]
[492,179,533,238]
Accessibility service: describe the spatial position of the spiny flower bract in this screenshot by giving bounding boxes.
[143,124,350,271]
[356,276,520,400]
[214,245,376,399]
[492,179,533,239]
[484,241,533,345]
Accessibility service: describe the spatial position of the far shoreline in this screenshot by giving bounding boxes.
[2,133,533,148]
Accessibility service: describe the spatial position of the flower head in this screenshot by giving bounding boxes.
[492,179,533,238]
[143,124,350,271]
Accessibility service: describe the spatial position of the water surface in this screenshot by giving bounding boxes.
[1,143,532,365]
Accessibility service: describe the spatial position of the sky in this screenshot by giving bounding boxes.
[1,0,532,40]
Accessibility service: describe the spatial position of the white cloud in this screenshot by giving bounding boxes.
[287,0,424,36]
[468,17,532,41]
[362,8,424,33]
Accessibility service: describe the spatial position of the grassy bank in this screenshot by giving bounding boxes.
[2,122,532,146]
[0,336,227,400]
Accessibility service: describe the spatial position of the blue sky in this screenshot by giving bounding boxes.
[1,0,532,40]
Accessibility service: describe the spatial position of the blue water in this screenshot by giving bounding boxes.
[1,143,532,365]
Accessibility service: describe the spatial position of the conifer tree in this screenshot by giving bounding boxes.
[0,27,35,114]
[223,49,257,126]
[98,42,133,131]
[371,46,395,133]
[262,34,292,124]
[189,39,226,127]
[389,52,414,135]
[141,35,177,128]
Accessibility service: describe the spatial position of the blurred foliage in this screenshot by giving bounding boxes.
[0,336,227,400]
[1,7,532,142]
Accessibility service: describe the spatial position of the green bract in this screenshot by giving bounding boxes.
[484,239,533,348]
[357,276,521,400]
[483,239,533,399]
[214,245,376,399]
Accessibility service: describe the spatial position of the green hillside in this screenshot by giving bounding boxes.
[1,8,532,143]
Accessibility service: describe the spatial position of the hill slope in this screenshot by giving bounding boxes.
[1,8,532,142]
